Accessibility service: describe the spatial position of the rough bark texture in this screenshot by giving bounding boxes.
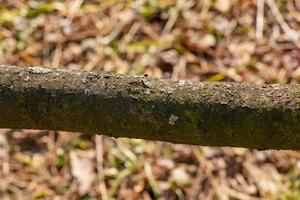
[0,65,300,150]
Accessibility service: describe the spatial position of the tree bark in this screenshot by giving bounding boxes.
[0,65,300,150]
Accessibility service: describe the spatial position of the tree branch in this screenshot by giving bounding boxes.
[0,65,299,150]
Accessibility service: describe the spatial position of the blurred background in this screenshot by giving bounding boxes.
[0,0,300,199]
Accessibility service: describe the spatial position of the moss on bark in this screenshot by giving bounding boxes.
[0,65,300,149]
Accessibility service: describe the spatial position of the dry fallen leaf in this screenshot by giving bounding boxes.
[170,167,191,186]
[214,0,232,13]
[70,150,96,195]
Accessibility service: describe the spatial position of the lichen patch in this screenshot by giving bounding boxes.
[169,115,179,125]
[161,87,174,94]
[28,67,52,74]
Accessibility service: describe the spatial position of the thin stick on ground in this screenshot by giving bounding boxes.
[95,135,108,200]
[256,0,265,40]
[161,0,184,35]
[266,0,300,48]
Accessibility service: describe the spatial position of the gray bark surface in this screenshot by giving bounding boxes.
[0,65,300,150]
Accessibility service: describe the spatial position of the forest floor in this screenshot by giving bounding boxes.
[0,0,300,199]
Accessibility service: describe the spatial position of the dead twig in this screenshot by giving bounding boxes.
[266,0,300,48]
[256,0,265,40]
[95,135,109,200]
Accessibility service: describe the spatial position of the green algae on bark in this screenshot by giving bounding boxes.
[0,65,300,150]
